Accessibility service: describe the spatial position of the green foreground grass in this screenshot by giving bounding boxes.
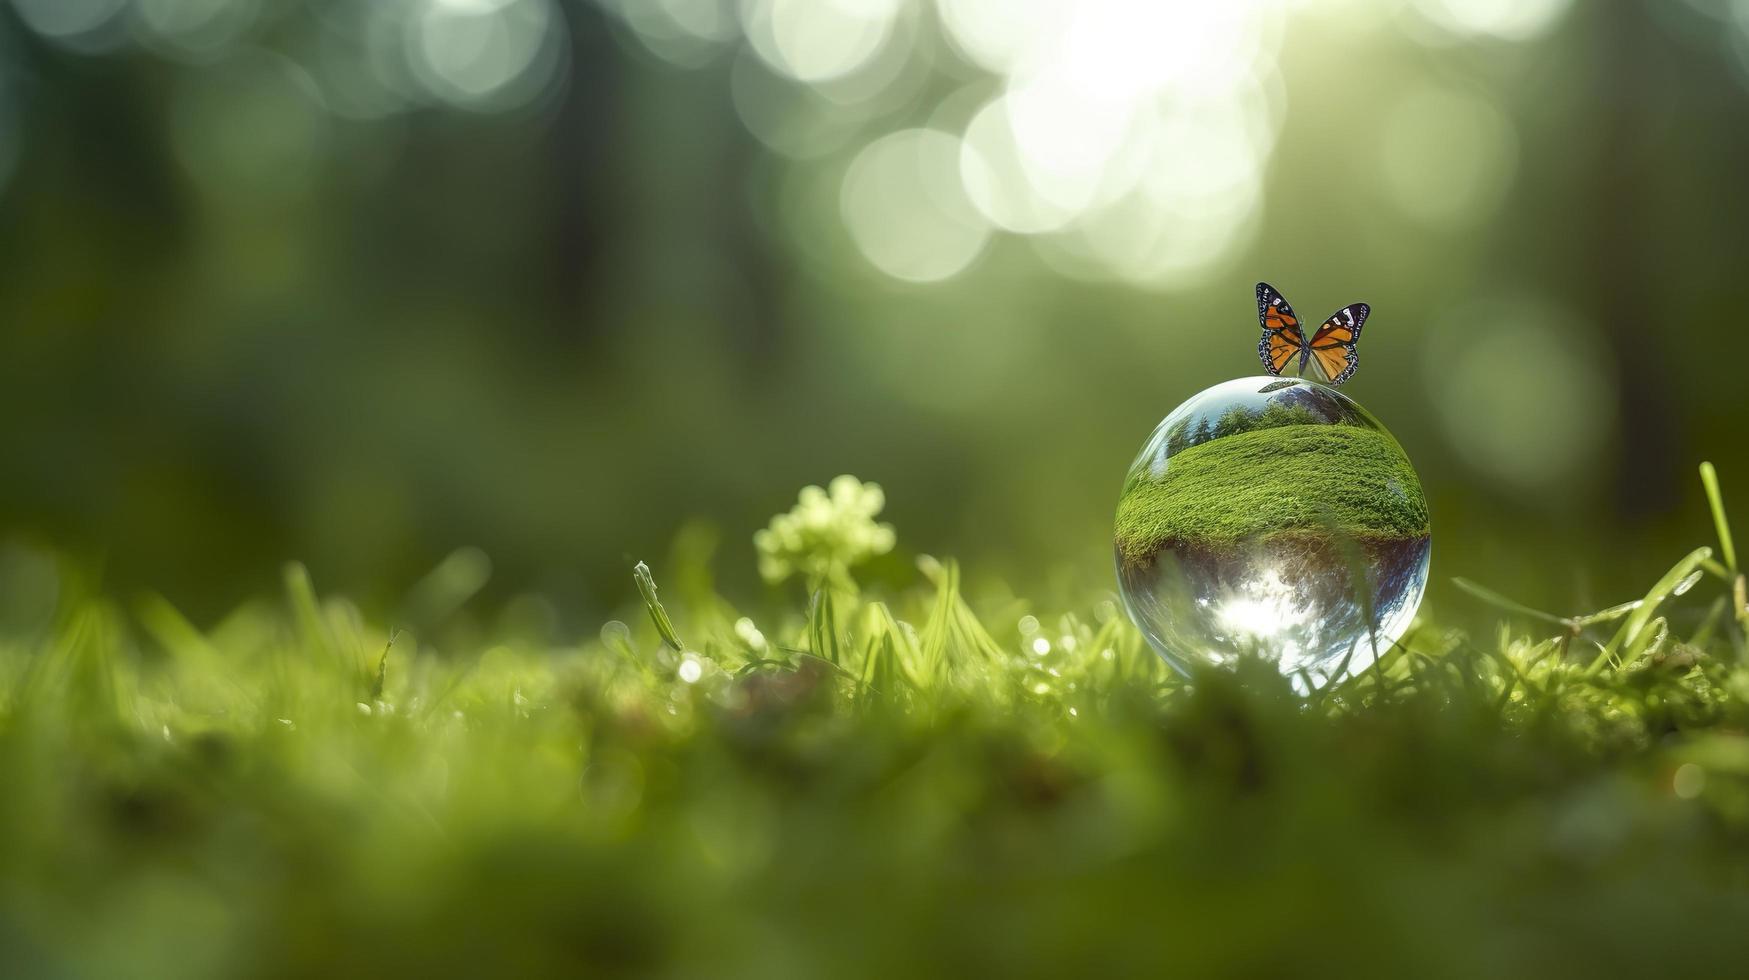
[2,468,1749,978]
[1116,423,1429,567]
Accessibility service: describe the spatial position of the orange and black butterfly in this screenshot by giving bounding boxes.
[1256,282,1369,386]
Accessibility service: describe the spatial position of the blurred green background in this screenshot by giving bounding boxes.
[0,0,1746,621]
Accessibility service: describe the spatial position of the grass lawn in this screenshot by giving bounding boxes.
[1,469,1747,978]
[1116,422,1429,569]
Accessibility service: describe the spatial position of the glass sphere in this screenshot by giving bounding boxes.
[1114,377,1431,690]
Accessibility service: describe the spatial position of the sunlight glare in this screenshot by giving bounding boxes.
[947,0,1283,284]
[937,0,1068,74]
[1214,567,1312,647]
[1410,0,1573,42]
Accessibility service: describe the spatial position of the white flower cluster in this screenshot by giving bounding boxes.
[755,475,896,587]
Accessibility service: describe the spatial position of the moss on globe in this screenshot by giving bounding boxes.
[1113,376,1431,688]
[1115,423,1428,569]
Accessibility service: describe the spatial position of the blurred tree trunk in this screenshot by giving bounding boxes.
[1591,0,1682,519]
[546,12,619,350]
[547,13,780,371]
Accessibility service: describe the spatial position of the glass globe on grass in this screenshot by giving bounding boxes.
[1114,377,1431,691]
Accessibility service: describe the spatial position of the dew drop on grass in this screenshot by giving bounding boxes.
[1114,377,1432,691]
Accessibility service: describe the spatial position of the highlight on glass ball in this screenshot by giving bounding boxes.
[1113,284,1431,690]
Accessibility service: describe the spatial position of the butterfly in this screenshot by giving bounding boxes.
[1255,282,1370,386]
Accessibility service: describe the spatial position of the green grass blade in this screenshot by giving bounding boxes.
[808,586,842,665]
[1603,546,1713,659]
[1622,616,1669,665]
[1451,578,1565,626]
[403,547,492,629]
[1567,599,1641,628]
[1692,596,1728,649]
[1701,462,1737,573]
[633,561,684,651]
[284,562,334,658]
[859,602,918,694]
[368,630,399,701]
[917,558,954,681]
[133,592,217,661]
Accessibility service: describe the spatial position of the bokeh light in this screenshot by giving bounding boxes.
[405,0,567,112]
[308,3,415,120]
[134,0,261,60]
[1425,298,1615,493]
[942,0,1283,285]
[841,128,990,282]
[599,0,1290,285]
[171,51,329,202]
[741,0,904,84]
[603,0,737,68]
[10,0,130,51]
[731,44,875,159]
[958,93,1082,234]
[2,0,1582,290]
[1379,84,1518,230]
[1728,1,1749,88]
[938,0,1068,74]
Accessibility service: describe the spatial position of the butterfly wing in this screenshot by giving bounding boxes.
[1256,282,1307,376]
[1307,303,1369,386]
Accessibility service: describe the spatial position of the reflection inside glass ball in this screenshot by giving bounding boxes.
[1114,377,1431,691]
